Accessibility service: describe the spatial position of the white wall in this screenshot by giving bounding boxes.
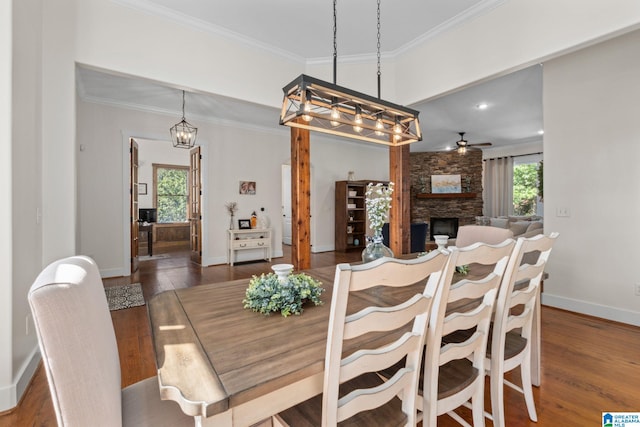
[0,0,14,410]
[542,29,640,325]
[76,98,389,274]
[1,0,45,410]
[395,0,640,106]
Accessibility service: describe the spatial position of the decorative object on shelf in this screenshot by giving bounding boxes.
[362,182,395,263]
[258,207,271,228]
[279,0,421,147]
[170,90,197,149]
[243,271,324,317]
[271,264,294,282]
[431,174,462,194]
[239,181,256,195]
[250,211,258,228]
[347,171,355,181]
[434,235,449,251]
[238,219,252,229]
[353,238,360,246]
[418,175,428,193]
[225,201,238,230]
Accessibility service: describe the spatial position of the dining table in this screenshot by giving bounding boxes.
[147,262,542,427]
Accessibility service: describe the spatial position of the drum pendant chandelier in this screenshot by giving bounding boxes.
[170,90,198,149]
[279,0,421,146]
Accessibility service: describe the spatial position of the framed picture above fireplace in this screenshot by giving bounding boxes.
[431,174,461,193]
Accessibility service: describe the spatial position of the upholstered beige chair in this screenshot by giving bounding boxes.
[454,225,514,248]
[275,251,457,426]
[28,256,193,427]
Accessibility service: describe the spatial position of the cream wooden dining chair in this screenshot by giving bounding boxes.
[484,232,558,427]
[420,239,516,427]
[274,250,457,427]
[28,256,193,427]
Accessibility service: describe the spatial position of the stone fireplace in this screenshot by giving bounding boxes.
[410,150,483,240]
[430,217,459,240]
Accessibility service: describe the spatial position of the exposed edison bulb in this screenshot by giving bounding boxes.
[330,106,340,127]
[392,121,402,141]
[458,146,467,155]
[375,118,385,136]
[302,101,312,122]
[353,106,363,133]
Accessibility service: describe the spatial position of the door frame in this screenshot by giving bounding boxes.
[121,132,209,276]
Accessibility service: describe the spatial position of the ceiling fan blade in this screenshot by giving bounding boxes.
[468,142,492,147]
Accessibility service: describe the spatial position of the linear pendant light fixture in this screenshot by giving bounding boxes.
[279,0,421,146]
[170,90,198,149]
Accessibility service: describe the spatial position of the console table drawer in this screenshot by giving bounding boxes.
[232,238,269,250]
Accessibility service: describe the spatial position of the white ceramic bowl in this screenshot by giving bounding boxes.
[271,263,294,282]
[433,235,449,250]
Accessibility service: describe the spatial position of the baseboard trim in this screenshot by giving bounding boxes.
[542,293,640,327]
[0,348,41,412]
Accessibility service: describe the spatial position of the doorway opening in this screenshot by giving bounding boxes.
[128,137,203,272]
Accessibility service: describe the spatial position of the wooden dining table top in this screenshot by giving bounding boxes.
[147,261,542,426]
[148,264,436,421]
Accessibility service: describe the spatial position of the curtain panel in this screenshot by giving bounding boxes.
[483,157,514,217]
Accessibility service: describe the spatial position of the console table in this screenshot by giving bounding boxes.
[227,228,272,266]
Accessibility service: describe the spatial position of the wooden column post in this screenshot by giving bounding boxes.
[389,144,410,255]
[291,125,311,270]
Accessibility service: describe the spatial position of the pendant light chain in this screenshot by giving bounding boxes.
[181,90,186,120]
[333,0,338,84]
[376,0,381,98]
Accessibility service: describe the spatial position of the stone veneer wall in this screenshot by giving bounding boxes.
[410,150,484,232]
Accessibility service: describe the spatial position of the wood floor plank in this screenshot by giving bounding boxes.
[3,247,639,426]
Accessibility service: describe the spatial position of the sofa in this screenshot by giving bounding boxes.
[475,215,544,239]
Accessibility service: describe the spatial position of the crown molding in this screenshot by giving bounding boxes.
[112,0,505,67]
[111,0,306,64]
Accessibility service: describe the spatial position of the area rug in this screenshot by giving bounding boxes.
[105,283,145,311]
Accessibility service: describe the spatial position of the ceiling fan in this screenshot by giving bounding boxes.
[454,132,492,153]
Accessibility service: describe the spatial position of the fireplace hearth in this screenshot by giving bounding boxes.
[430,217,459,240]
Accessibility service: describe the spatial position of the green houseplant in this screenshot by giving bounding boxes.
[243,272,324,317]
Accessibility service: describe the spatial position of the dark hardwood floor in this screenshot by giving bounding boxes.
[2,247,639,426]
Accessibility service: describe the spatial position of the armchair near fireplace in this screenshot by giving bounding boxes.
[381,222,429,253]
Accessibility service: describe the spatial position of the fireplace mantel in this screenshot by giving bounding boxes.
[416,192,477,199]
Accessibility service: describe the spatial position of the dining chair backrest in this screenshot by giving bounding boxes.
[28,256,194,427]
[487,232,559,427]
[321,251,456,426]
[455,225,514,248]
[421,239,516,427]
[28,256,124,426]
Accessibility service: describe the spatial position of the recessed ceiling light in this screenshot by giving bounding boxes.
[476,102,489,110]
[538,129,544,135]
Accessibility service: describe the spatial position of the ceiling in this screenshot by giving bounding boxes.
[77,0,542,152]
